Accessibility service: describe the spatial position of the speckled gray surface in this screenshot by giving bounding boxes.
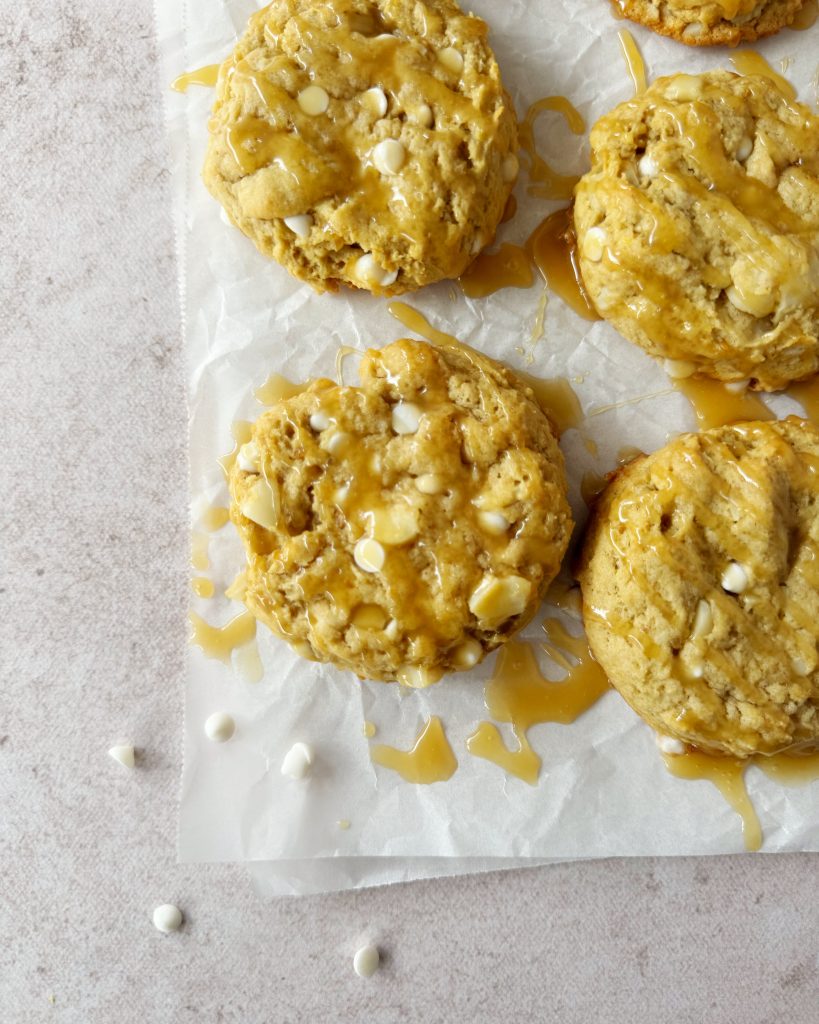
[2,3,819,1022]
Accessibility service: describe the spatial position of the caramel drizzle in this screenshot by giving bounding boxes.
[191,577,216,599]
[617,29,646,97]
[171,63,221,93]
[371,716,458,783]
[254,373,310,406]
[787,376,819,426]
[729,51,797,101]
[526,207,600,322]
[201,505,230,531]
[518,96,586,202]
[789,0,819,30]
[672,378,773,429]
[458,243,534,298]
[189,609,256,662]
[218,420,253,479]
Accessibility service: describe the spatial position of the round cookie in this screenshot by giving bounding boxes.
[229,337,573,685]
[573,71,819,391]
[613,0,805,47]
[577,417,819,757]
[203,0,519,295]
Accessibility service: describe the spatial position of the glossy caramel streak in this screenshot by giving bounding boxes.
[519,97,585,202]
[371,716,458,783]
[526,208,600,322]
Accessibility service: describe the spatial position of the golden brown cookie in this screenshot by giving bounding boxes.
[574,71,819,391]
[577,417,819,757]
[229,338,573,684]
[613,0,805,47]
[203,0,518,295]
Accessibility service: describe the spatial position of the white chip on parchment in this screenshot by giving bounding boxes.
[281,742,313,779]
[108,744,135,769]
[152,904,183,933]
[204,711,235,743]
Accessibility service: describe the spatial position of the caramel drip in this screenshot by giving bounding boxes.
[189,609,257,662]
[673,378,773,429]
[171,63,221,93]
[335,345,362,386]
[234,638,263,683]
[526,208,601,322]
[371,716,457,783]
[755,749,819,785]
[787,376,819,425]
[458,244,534,298]
[191,577,216,599]
[218,420,253,479]
[662,750,762,852]
[789,0,818,29]
[530,288,548,346]
[191,531,209,571]
[254,373,309,406]
[729,51,797,101]
[519,97,586,201]
[466,631,609,784]
[617,29,647,97]
[363,720,377,738]
[202,505,230,531]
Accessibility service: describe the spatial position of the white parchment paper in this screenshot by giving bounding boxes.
[155,0,819,893]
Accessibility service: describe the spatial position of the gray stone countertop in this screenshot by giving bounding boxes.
[2,3,817,1021]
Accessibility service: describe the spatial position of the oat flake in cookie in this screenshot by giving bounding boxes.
[203,0,519,295]
[573,71,819,391]
[228,338,572,685]
[577,418,819,758]
[613,0,806,47]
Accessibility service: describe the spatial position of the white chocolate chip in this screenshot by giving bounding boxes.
[362,87,388,118]
[281,741,313,779]
[664,75,701,101]
[354,537,386,573]
[410,103,433,127]
[502,153,519,182]
[108,744,135,769]
[297,84,329,116]
[385,618,400,641]
[681,22,704,39]
[724,379,750,394]
[792,655,810,676]
[204,711,235,743]
[219,207,232,226]
[396,664,442,688]
[438,46,463,73]
[309,409,331,432]
[367,506,419,545]
[656,734,686,755]
[736,136,753,162]
[237,441,260,473]
[372,138,406,175]
[334,483,350,504]
[391,401,422,434]
[239,477,279,530]
[453,638,482,669]
[283,214,313,239]
[477,510,510,536]
[353,944,380,978]
[663,358,697,379]
[638,153,659,178]
[470,233,485,256]
[321,430,350,456]
[582,226,607,263]
[692,599,713,639]
[152,904,183,934]
[353,254,398,288]
[726,284,774,318]
[468,574,532,628]
[415,473,444,495]
[721,562,749,594]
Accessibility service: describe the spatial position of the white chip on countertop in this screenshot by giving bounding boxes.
[353,943,380,978]
[152,904,183,933]
[281,741,313,779]
[204,711,235,743]
[108,744,135,769]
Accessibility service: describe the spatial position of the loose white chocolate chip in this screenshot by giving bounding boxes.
[502,153,519,182]
[239,477,279,530]
[415,473,444,495]
[638,153,659,178]
[721,562,749,594]
[453,639,482,669]
[281,741,313,779]
[309,409,331,432]
[724,379,750,394]
[283,214,313,239]
[152,904,183,934]
[321,430,350,456]
[367,506,419,545]
[468,574,532,628]
[736,136,753,162]
[353,944,380,979]
[353,253,398,288]
[297,84,329,116]
[362,87,388,118]
[582,227,606,263]
[108,744,135,769]
[391,401,422,434]
[411,103,433,127]
[236,440,260,473]
[656,734,686,755]
[354,537,386,573]
[663,358,697,380]
[691,599,713,639]
[397,664,442,688]
[438,46,463,73]
[477,510,510,536]
[372,138,406,176]
[204,711,235,743]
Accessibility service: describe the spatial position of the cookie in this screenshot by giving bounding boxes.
[613,0,805,47]
[577,417,819,757]
[574,71,819,391]
[203,0,518,295]
[229,337,573,684]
